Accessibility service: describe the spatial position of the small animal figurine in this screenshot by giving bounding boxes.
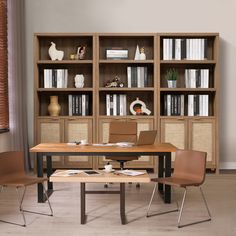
[48,42,64,61]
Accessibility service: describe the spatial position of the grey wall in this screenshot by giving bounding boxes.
[23,0,236,168]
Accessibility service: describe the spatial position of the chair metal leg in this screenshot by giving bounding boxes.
[42,183,53,216]
[177,188,187,227]
[200,186,211,219]
[177,187,211,228]
[21,183,53,217]
[16,187,27,227]
[147,183,178,217]
[146,183,157,216]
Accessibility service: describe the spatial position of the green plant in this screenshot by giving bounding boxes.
[165,68,178,81]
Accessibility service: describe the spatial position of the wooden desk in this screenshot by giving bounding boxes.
[30,143,177,203]
[50,170,150,224]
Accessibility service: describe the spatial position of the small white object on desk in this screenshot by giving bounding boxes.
[115,170,146,176]
[52,170,83,177]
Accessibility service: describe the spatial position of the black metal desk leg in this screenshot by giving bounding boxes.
[164,152,171,203]
[37,153,44,203]
[158,155,164,193]
[81,183,86,224]
[120,183,126,225]
[46,155,53,190]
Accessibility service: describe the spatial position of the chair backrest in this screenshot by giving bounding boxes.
[0,151,25,179]
[109,121,137,143]
[173,149,207,185]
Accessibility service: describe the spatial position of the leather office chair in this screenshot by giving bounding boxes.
[146,149,211,228]
[106,121,138,170]
[0,151,53,227]
[105,121,139,188]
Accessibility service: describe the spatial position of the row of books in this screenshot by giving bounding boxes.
[163,94,185,116]
[127,66,148,88]
[185,69,209,88]
[163,94,209,116]
[106,94,127,116]
[44,69,68,88]
[163,38,207,60]
[68,94,89,116]
[188,95,209,116]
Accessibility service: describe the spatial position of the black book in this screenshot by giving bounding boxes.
[204,38,208,59]
[181,39,186,59]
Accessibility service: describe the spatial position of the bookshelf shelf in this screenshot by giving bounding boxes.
[34,32,219,171]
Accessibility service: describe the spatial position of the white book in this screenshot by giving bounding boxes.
[180,94,185,116]
[119,94,124,116]
[163,39,168,60]
[113,94,117,116]
[64,69,68,88]
[169,38,173,60]
[140,67,145,87]
[200,38,204,60]
[82,94,86,116]
[167,94,171,116]
[44,69,50,88]
[127,66,131,88]
[137,67,141,88]
[56,69,63,88]
[106,94,110,116]
[204,69,209,88]
[123,94,127,115]
[68,95,73,116]
[188,95,194,116]
[175,38,181,60]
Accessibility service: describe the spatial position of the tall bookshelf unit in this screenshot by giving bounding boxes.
[34,33,219,171]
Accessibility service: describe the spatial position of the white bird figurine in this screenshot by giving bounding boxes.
[48,42,64,61]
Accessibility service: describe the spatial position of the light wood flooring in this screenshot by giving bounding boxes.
[0,173,236,236]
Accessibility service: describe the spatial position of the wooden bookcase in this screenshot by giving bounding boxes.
[34,33,219,171]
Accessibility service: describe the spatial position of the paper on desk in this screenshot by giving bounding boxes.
[116,170,145,176]
[51,170,83,177]
[92,143,116,146]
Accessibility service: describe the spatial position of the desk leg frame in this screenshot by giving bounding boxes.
[80,183,126,225]
[37,153,53,203]
[158,152,171,204]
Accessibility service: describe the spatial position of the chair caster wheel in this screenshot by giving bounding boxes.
[136,183,140,188]
[104,184,108,188]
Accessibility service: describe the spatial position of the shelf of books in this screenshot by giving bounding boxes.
[158,33,219,170]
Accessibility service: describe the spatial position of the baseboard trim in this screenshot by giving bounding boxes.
[220,162,236,169]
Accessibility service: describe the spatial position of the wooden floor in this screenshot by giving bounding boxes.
[0,173,236,236]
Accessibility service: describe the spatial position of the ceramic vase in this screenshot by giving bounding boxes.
[48,96,61,116]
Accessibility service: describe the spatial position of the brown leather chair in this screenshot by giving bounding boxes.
[0,151,53,227]
[146,149,211,228]
[106,121,138,170]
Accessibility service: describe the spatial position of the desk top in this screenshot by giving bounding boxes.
[30,143,177,153]
[50,170,150,183]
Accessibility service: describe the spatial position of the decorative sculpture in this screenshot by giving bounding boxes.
[139,47,146,60]
[77,45,86,60]
[48,42,64,61]
[134,45,140,60]
[129,97,151,115]
[104,75,124,88]
[74,74,85,88]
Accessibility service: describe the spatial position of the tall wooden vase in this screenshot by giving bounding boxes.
[48,96,61,116]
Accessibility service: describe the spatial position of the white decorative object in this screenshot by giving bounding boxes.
[129,97,151,115]
[74,74,85,88]
[139,47,146,60]
[134,45,140,60]
[48,42,64,61]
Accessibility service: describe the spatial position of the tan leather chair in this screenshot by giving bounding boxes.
[146,149,211,228]
[106,121,138,169]
[0,151,53,227]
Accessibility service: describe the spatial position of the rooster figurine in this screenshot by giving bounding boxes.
[48,42,64,60]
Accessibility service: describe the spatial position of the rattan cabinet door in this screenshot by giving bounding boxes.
[160,118,187,163]
[64,118,93,168]
[36,118,64,167]
[189,118,216,168]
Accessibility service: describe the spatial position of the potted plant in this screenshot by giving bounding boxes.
[165,68,178,88]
